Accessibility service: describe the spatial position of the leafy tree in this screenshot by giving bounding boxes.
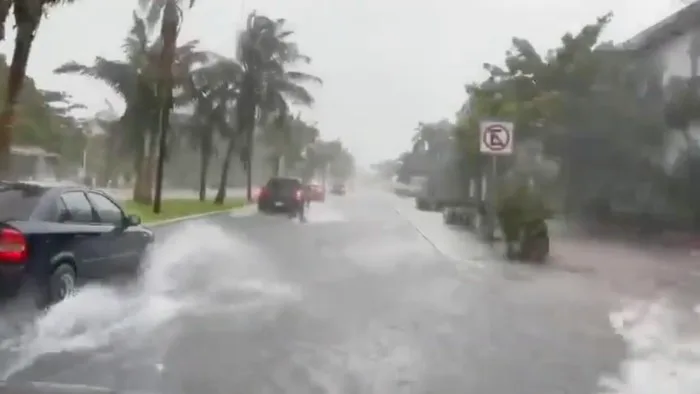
[181,57,242,201]
[55,11,208,203]
[0,56,84,171]
[260,113,318,176]
[0,0,77,177]
[234,11,321,201]
[140,0,196,213]
[302,139,342,186]
[412,120,454,157]
[454,13,672,214]
[329,148,355,182]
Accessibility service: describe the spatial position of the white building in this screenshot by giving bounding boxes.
[11,145,60,181]
[622,1,700,171]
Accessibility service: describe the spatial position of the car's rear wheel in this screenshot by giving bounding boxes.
[43,263,76,307]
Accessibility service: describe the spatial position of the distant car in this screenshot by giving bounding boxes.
[257,177,305,215]
[307,183,325,202]
[0,181,153,308]
[330,183,346,195]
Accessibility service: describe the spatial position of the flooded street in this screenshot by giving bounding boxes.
[0,191,698,393]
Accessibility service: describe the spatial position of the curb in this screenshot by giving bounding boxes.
[392,204,494,267]
[392,206,443,253]
[145,205,250,227]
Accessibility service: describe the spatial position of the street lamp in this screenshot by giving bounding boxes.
[81,110,117,186]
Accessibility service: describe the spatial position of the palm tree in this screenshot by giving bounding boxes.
[233,11,321,201]
[212,103,241,204]
[0,0,76,177]
[411,121,453,157]
[138,0,198,212]
[54,11,207,203]
[139,0,185,212]
[183,57,242,201]
[329,148,355,182]
[261,113,318,176]
[55,14,156,203]
[303,139,342,188]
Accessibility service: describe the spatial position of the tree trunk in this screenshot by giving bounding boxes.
[132,152,145,202]
[271,155,281,176]
[199,142,211,201]
[246,153,252,201]
[0,8,40,178]
[133,133,154,204]
[152,0,178,214]
[236,76,257,202]
[98,132,117,187]
[134,157,153,204]
[153,103,170,213]
[321,165,328,189]
[214,137,237,204]
[245,129,253,202]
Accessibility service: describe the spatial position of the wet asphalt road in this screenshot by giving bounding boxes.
[0,189,668,393]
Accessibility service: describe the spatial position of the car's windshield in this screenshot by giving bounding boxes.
[0,2,697,393]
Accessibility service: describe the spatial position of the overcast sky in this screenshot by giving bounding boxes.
[0,0,682,165]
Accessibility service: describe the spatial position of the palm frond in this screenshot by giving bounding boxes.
[122,11,149,66]
[274,79,315,106]
[39,89,69,104]
[284,71,322,85]
[54,58,139,102]
[142,0,164,29]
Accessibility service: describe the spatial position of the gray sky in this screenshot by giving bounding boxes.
[0,0,682,165]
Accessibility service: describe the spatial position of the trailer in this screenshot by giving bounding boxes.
[411,152,486,228]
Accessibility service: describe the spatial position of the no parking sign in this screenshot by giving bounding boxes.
[480,121,514,155]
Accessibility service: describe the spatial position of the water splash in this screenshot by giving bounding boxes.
[599,299,700,394]
[0,221,301,379]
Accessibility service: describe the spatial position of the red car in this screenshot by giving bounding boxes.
[307,183,325,202]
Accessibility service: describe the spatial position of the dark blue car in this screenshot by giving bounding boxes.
[0,181,153,308]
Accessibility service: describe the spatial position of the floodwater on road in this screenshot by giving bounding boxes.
[393,194,700,394]
[2,191,700,393]
[599,299,700,394]
[0,221,300,384]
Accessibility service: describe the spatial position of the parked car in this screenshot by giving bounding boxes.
[257,176,305,215]
[0,181,153,308]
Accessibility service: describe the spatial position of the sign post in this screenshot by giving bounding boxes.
[479,120,514,241]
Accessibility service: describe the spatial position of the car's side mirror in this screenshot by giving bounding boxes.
[125,214,141,227]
